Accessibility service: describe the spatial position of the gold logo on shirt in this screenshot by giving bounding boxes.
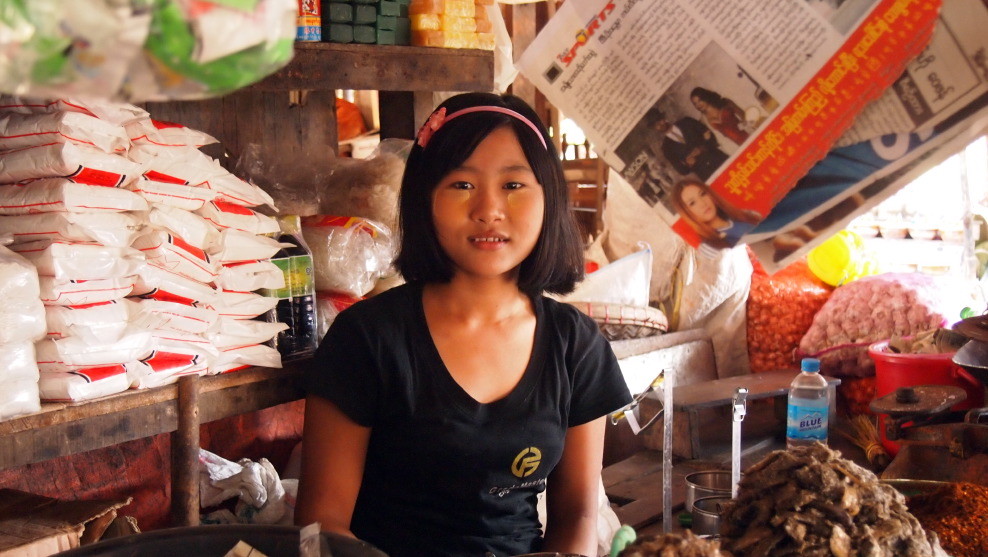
[511,447,542,478]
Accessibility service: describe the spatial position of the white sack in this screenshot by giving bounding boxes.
[126,178,217,211]
[46,299,136,343]
[148,205,221,251]
[215,260,285,292]
[0,110,130,152]
[0,142,144,186]
[36,331,153,372]
[39,275,137,305]
[0,379,41,419]
[0,211,142,247]
[11,240,145,280]
[39,364,131,402]
[132,228,218,283]
[0,178,148,215]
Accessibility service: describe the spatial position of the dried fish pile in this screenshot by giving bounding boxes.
[618,531,726,557]
[718,443,940,556]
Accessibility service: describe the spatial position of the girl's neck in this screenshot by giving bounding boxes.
[424,275,530,323]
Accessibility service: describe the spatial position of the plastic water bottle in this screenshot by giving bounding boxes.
[263,215,318,361]
[786,358,829,448]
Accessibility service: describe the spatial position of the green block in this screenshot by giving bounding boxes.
[353,24,376,43]
[394,17,410,45]
[376,14,397,30]
[352,0,376,4]
[325,23,354,43]
[326,2,353,22]
[353,4,377,24]
[376,28,396,45]
[378,0,400,17]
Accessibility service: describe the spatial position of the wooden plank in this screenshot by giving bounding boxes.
[251,43,494,93]
[671,369,839,410]
[603,451,710,529]
[0,366,305,470]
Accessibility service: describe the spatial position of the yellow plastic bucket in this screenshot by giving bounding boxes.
[807,230,876,286]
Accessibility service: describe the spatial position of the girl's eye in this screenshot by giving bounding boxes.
[449,181,473,190]
[504,181,524,190]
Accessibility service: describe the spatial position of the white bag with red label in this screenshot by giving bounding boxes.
[212,290,279,319]
[211,343,282,374]
[46,299,137,343]
[36,331,153,372]
[132,229,218,283]
[0,211,143,247]
[0,142,145,186]
[148,204,221,251]
[207,317,287,350]
[131,264,218,306]
[126,178,217,211]
[39,364,132,402]
[0,110,131,153]
[215,259,284,292]
[11,240,145,280]
[40,275,137,305]
[0,178,148,215]
[131,298,220,335]
[209,228,290,264]
[197,200,279,235]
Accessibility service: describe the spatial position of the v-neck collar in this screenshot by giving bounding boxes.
[411,282,544,414]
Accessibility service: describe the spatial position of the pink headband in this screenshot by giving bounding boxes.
[416,105,548,149]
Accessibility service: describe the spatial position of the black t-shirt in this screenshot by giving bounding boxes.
[305,282,632,557]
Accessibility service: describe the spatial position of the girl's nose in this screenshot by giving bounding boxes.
[471,187,505,223]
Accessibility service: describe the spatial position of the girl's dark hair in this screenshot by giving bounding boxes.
[394,92,585,296]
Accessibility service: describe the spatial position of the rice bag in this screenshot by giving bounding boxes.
[0,142,145,186]
[0,110,131,152]
[148,205,222,251]
[0,178,149,215]
[39,275,137,306]
[39,365,131,402]
[126,178,217,211]
[11,240,145,280]
[131,264,219,306]
[214,259,285,291]
[0,211,143,247]
[212,290,279,319]
[300,215,394,297]
[36,331,154,372]
[132,229,218,283]
[45,299,137,343]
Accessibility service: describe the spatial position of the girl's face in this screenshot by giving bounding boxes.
[681,183,717,224]
[431,125,545,282]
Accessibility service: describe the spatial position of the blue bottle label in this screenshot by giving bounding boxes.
[786,397,828,441]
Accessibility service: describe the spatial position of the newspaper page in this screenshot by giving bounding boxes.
[517,0,942,257]
[710,0,988,271]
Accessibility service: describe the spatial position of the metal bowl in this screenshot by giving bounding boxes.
[691,495,732,536]
[685,470,733,512]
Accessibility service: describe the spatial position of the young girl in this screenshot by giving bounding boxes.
[295,92,632,557]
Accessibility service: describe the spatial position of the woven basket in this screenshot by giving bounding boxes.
[569,301,668,341]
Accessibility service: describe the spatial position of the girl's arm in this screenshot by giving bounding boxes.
[294,394,371,537]
[542,416,607,555]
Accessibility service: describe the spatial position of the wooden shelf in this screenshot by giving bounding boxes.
[251,42,495,92]
[0,364,306,470]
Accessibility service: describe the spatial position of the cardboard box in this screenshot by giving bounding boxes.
[0,489,132,557]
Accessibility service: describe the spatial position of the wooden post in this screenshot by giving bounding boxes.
[171,374,201,526]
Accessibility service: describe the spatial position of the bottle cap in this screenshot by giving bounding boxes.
[801,358,821,373]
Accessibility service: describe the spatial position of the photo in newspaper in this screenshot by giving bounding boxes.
[517,0,946,261]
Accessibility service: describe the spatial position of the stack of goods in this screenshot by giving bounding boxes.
[0,0,296,103]
[797,272,960,377]
[617,531,726,556]
[745,251,833,373]
[0,244,46,419]
[908,481,988,557]
[409,0,495,50]
[718,443,943,556]
[300,216,394,338]
[322,0,413,45]
[0,96,288,403]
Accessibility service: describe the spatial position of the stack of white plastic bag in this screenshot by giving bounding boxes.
[198,448,297,527]
[0,237,46,419]
[0,0,296,103]
[0,95,289,402]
